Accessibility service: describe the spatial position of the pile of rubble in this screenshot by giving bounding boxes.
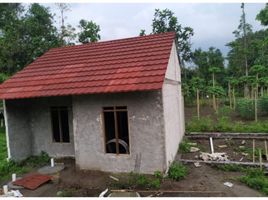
[199,152,229,162]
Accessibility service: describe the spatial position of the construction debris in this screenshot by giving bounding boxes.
[218,145,227,148]
[242,153,249,156]
[239,146,245,149]
[194,162,201,168]
[188,142,197,146]
[109,175,119,182]
[0,189,23,197]
[241,140,246,145]
[190,147,200,152]
[200,152,229,162]
[99,188,109,197]
[223,182,233,188]
[239,157,244,162]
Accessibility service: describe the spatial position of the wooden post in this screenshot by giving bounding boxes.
[259,149,262,170]
[265,140,268,161]
[197,89,200,120]
[253,139,255,163]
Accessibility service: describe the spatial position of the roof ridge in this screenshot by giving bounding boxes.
[49,31,176,51]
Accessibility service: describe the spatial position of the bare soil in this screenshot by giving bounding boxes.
[16,157,264,197]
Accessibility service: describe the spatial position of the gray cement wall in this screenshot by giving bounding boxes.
[72,91,166,174]
[30,97,75,157]
[5,99,32,160]
[5,96,75,161]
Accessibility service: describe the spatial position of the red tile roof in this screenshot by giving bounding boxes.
[0,32,175,99]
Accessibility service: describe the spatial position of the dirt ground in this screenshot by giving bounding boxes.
[15,157,264,197]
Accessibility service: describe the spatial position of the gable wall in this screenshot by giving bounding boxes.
[162,41,185,168]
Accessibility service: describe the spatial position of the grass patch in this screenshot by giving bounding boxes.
[110,171,163,190]
[212,164,247,172]
[186,116,268,133]
[0,128,50,182]
[168,162,188,181]
[239,168,268,195]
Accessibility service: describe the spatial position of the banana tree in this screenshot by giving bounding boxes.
[190,77,205,120]
[208,67,221,111]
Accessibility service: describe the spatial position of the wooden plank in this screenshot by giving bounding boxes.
[186,132,268,140]
[178,158,268,168]
[110,189,222,194]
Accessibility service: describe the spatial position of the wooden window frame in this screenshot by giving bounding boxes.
[50,106,70,143]
[102,106,130,155]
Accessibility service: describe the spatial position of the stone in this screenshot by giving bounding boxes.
[242,153,249,156]
[190,147,200,153]
[224,182,233,187]
[241,140,246,145]
[239,146,245,149]
[194,162,201,168]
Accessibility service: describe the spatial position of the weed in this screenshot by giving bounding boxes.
[178,139,192,153]
[213,164,246,172]
[154,170,163,179]
[239,168,268,195]
[168,162,188,181]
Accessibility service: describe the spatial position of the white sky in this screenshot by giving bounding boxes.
[40,3,265,58]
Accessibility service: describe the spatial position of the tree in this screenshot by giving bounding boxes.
[209,67,222,111]
[151,9,194,67]
[0,3,25,74]
[232,3,253,97]
[78,19,100,44]
[192,47,225,86]
[256,3,268,26]
[139,29,146,36]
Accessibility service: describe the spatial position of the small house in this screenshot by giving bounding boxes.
[0,32,185,174]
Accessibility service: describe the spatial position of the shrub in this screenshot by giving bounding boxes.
[258,95,268,116]
[217,106,232,117]
[178,139,192,153]
[236,98,255,120]
[214,116,232,132]
[168,162,187,181]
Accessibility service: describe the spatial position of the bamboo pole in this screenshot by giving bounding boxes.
[228,81,232,109]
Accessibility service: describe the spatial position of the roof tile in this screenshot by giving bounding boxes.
[0,32,175,99]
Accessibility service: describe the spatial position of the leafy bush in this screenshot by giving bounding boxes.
[239,168,268,195]
[178,139,192,153]
[168,162,187,181]
[20,151,50,167]
[258,95,268,115]
[217,106,232,117]
[214,116,233,132]
[236,98,255,120]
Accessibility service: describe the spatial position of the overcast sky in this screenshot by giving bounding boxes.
[42,3,265,59]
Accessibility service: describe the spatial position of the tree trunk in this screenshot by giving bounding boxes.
[233,87,236,110]
[255,88,258,122]
[228,81,232,108]
[197,89,200,120]
[212,73,216,111]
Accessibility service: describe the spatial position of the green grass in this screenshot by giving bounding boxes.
[168,162,188,181]
[0,127,7,161]
[186,116,268,133]
[239,168,268,195]
[0,127,50,182]
[214,164,268,195]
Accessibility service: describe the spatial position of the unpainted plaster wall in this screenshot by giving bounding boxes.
[72,91,166,174]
